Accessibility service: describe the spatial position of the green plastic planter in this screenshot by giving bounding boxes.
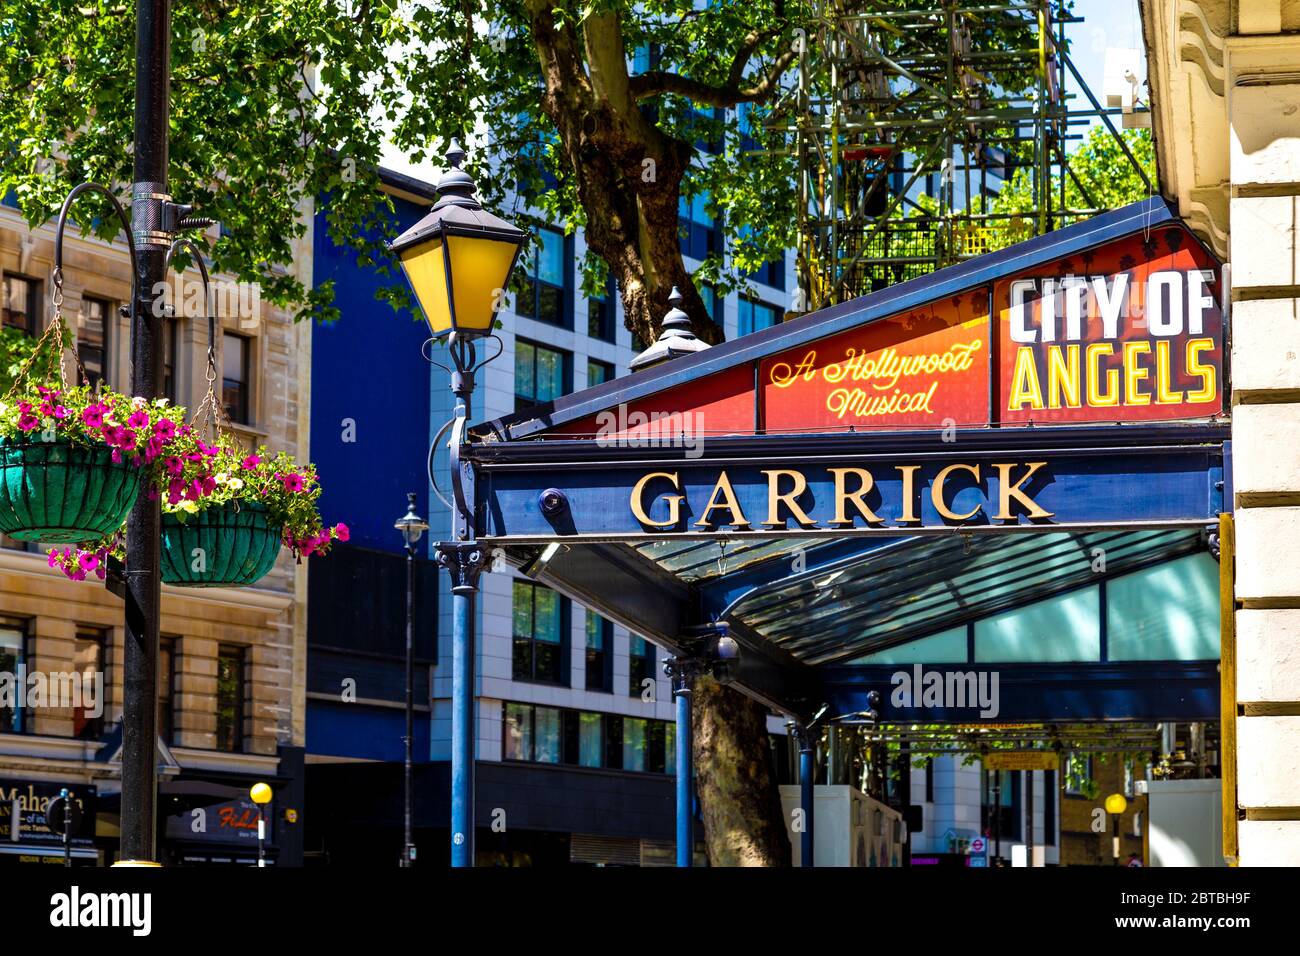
[0,439,142,543]
[161,501,282,587]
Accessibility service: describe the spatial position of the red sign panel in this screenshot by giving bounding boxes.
[535,222,1223,440]
[760,291,990,432]
[995,228,1223,423]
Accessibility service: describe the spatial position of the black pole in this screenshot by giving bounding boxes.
[992,772,1001,865]
[120,0,170,864]
[62,789,71,868]
[403,515,415,867]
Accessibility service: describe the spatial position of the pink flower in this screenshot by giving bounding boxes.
[201,476,217,496]
[127,410,150,430]
[153,418,177,441]
[280,472,305,493]
[242,454,261,470]
[52,405,69,420]
[81,406,105,428]
[47,550,59,568]
[167,479,185,504]
[17,414,39,432]
[165,456,183,475]
[78,553,99,572]
[111,449,122,464]
[333,523,350,542]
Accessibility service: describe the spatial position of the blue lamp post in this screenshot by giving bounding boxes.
[389,142,526,867]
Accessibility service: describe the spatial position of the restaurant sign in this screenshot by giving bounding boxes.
[0,780,96,847]
[760,227,1222,432]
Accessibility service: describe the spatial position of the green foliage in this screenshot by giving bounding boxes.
[0,0,811,321]
[0,0,409,324]
[0,327,38,395]
[976,126,1157,248]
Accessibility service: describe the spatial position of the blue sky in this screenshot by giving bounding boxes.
[1067,0,1148,144]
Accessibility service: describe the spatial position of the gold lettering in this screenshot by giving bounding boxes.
[992,462,1054,520]
[827,467,883,526]
[1007,348,1044,410]
[761,469,818,528]
[1046,344,1081,409]
[694,471,751,529]
[1123,340,1151,405]
[932,463,982,521]
[1085,343,1119,407]
[898,465,922,523]
[1154,340,1184,404]
[630,472,684,528]
[1186,338,1217,403]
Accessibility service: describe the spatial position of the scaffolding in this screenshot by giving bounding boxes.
[776,1,1148,311]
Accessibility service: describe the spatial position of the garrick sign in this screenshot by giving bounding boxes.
[630,462,1051,531]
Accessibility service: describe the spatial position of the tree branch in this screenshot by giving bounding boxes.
[629,44,797,108]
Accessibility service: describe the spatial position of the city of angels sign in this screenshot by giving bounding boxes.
[759,227,1223,430]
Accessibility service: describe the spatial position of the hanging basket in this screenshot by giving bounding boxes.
[161,501,282,587]
[0,439,142,543]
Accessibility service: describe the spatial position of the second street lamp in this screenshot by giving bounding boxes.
[390,141,524,868]
[394,493,428,868]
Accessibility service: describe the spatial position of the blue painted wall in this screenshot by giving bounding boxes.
[310,195,433,553]
[308,191,438,765]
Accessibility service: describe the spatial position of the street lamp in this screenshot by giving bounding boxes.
[250,782,272,867]
[394,492,428,868]
[390,141,523,868]
[1105,792,1128,866]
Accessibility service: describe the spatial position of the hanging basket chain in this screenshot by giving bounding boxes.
[4,268,92,400]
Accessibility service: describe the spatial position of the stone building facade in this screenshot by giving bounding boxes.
[0,193,312,865]
[1144,0,1300,865]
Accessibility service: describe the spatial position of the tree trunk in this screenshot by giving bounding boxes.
[692,676,791,866]
[525,0,789,866]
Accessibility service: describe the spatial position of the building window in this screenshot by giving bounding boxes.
[158,636,176,745]
[222,332,250,424]
[585,612,612,692]
[578,712,602,768]
[587,358,614,388]
[623,717,647,772]
[516,227,567,327]
[514,338,571,412]
[925,757,934,802]
[587,279,616,342]
[2,275,39,334]
[738,297,781,338]
[79,297,111,389]
[1064,753,1093,796]
[162,318,178,405]
[512,580,565,684]
[215,644,246,753]
[747,258,786,291]
[0,620,28,733]
[72,629,107,740]
[628,635,655,698]
[678,190,722,261]
[502,702,561,763]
